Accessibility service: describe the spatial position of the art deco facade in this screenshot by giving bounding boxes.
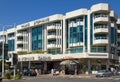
[0,3,119,73]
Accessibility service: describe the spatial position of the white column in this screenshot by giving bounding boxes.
[62,16,66,54]
[44,26,47,53]
[60,20,62,53]
[83,16,85,52]
[87,10,91,53]
[15,28,17,53]
[28,27,31,52]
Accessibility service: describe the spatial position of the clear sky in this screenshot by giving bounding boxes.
[0,0,120,30]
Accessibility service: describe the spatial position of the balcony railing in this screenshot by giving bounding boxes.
[94,15,109,23]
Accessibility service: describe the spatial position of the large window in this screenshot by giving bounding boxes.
[70,25,83,43]
[91,46,106,53]
[8,39,15,51]
[70,47,83,53]
[8,33,15,38]
[48,49,60,55]
[32,26,43,50]
[111,27,115,44]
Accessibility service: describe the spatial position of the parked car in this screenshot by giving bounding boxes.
[116,70,120,75]
[23,69,30,76]
[96,70,112,77]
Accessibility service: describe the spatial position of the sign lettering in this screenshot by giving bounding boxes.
[34,18,49,26]
[38,56,51,61]
[21,23,30,28]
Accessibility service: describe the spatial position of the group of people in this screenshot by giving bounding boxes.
[23,68,42,76]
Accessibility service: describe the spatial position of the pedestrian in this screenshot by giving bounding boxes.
[51,68,54,76]
[35,69,39,76]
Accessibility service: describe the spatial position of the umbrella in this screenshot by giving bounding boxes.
[60,60,78,65]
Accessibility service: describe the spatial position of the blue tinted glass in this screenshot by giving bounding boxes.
[32,26,43,50]
[8,39,15,51]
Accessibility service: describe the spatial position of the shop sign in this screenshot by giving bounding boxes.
[21,23,30,28]
[22,57,34,61]
[22,57,27,61]
[61,56,74,60]
[29,57,34,61]
[34,18,49,26]
[38,56,51,61]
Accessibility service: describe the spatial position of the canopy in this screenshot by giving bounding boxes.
[60,60,79,65]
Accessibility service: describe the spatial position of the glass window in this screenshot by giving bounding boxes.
[32,26,43,50]
[8,39,15,51]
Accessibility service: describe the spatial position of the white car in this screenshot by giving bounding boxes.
[96,70,112,77]
[117,71,120,75]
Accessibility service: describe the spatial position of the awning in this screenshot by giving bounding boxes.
[60,60,79,65]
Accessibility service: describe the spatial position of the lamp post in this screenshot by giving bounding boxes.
[0,24,12,78]
[0,24,6,78]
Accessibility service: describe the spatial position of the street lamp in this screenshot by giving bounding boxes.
[0,24,12,78]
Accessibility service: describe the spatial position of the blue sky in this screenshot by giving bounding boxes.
[0,0,120,30]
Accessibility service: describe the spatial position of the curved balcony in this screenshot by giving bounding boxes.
[47,26,58,30]
[47,35,61,40]
[69,42,84,47]
[94,28,108,34]
[17,40,23,44]
[117,30,120,33]
[94,17,109,23]
[91,3,110,13]
[47,44,61,49]
[93,39,108,45]
[16,33,23,37]
[47,35,56,39]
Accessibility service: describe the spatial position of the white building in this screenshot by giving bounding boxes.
[0,3,119,74]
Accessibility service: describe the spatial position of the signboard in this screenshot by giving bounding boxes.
[34,18,49,26]
[38,56,51,61]
[20,18,49,28]
[61,56,74,60]
[21,23,30,28]
[22,57,34,61]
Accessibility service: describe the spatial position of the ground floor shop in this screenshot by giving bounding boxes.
[16,58,117,75]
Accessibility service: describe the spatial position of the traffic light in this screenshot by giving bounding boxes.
[12,53,18,65]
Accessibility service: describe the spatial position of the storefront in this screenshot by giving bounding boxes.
[14,53,115,75]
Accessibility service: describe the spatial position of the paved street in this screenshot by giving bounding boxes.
[2,75,120,82]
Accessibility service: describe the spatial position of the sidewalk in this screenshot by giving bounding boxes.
[37,74,96,78]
